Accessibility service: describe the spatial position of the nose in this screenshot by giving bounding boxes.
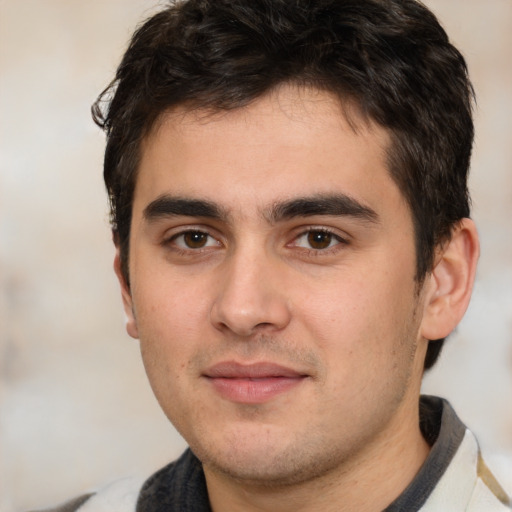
[210,249,292,337]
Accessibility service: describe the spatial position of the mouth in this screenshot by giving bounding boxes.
[203,361,309,404]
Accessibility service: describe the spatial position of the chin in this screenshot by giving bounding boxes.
[190,429,345,488]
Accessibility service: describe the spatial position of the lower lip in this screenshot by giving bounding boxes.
[206,376,305,404]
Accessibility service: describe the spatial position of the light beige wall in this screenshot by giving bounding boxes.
[0,1,510,510]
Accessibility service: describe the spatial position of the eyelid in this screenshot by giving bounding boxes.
[175,232,220,249]
[289,226,350,251]
[162,225,223,249]
[159,223,350,255]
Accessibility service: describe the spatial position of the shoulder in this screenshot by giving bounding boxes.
[28,449,208,512]
[466,451,512,511]
[421,425,511,511]
[28,476,145,512]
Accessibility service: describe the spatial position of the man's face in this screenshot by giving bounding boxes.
[122,86,430,485]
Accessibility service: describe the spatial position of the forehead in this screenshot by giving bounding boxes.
[135,86,403,219]
[150,86,388,154]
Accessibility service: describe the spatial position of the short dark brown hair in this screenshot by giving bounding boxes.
[92,0,475,369]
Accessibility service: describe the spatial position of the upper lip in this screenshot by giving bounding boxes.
[203,361,306,379]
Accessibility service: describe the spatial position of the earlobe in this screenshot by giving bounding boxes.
[420,219,479,341]
[114,249,139,339]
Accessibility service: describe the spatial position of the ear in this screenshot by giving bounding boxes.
[420,218,479,340]
[113,248,139,339]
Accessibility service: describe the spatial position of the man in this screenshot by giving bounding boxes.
[38,0,510,510]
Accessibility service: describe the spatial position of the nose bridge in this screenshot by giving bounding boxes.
[210,240,291,336]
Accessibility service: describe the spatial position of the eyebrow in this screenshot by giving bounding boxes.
[143,193,379,225]
[268,194,379,224]
[144,196,228,222]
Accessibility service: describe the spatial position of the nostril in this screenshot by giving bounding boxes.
[254,322,273,330]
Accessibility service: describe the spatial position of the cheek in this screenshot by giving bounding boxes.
[131,273,213,386]
[297,268,417,364]
[134,267,213,335]
[134,284,204,424]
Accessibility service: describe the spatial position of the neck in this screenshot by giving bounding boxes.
[204,395,430,512]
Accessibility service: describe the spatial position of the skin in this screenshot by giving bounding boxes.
[116,85,479,511]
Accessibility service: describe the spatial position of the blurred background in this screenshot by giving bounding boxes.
[0,1,511,510]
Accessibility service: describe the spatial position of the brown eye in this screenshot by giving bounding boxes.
[293,229,345,252]
[307,230,334,249]
[182,231,209,248]
[171,230,219,250]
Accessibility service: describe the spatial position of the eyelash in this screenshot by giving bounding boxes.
[164,229,221,252]
[162,226,349,256]
[290,228,348,255]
